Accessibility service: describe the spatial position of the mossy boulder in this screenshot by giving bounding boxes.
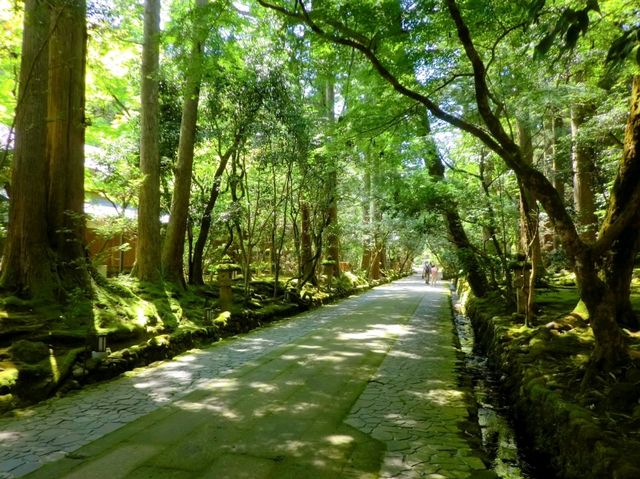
[11,340,49,363]
[13,363,55,402]
[213,311,231,328]
[607,382,640,412]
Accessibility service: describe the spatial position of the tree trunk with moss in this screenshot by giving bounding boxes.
[600,76,640,331]
[516,117,542,325]
[162,0,208,287]
[3,0,91,298]
[1,0,53,298]
[299,199,316,285]
[360,167,372,273]
[322,78,341,279]
[551,116,568,251]
[571,103,598,243]
[445,0,632,369]
[369,149,384,280]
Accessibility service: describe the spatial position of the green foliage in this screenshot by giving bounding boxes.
[0,0,21,126]
[158,79,182,162]
[534,1,601,58]
[606,26,640,66]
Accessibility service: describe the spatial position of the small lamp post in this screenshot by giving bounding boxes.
[92,333,108,360]
[97,333,107,353]
[510,254,532,326]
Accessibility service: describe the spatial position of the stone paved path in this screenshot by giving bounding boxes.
[0,276,491,479]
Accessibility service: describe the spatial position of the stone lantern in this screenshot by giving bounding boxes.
[91,332,108,360]
[510,254,532,324]
[217,255,240,311]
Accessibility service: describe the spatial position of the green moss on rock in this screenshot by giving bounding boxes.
[10,340,49,363]
[465,290,640,479]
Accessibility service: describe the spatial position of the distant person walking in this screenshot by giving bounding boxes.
[430,264,438,285]
[422,261,431,284]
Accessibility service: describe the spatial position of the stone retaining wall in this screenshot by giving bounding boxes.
[464,296,640,479]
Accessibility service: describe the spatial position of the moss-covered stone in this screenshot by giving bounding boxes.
[465,292,640,479]
[607,382,640,412]
[10,340,49,363]
[213,311,231,328]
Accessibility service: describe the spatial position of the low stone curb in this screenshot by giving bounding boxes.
[465,297,640,479]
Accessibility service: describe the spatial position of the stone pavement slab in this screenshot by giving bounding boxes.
[345,288,486,478]
[1,277,491,478]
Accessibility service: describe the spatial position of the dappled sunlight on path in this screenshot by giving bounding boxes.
[1,276,489,479]
[345,286,486,478]
[0,283,407,477]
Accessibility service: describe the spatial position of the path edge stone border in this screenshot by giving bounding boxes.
[464,295,640,479]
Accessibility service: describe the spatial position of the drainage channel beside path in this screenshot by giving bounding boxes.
[1,276,492,479]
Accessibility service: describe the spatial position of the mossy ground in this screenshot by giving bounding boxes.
[464,270,640,478]
[0,270,401,413]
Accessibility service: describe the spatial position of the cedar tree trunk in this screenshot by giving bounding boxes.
[135,0,162,282]
[1,0,53,298]
[299,199,316,284]
[323,78,341,279]
[47,0,90,291]
[571,103,598,242]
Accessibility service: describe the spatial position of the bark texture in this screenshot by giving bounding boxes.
[299,200,316,284]
[161,0,208,286]
[47,0,90,290]
[601,76,640,331]
[323,78,341,279]
[551,116,567,206]
[516,118,542,324]
[1,0,52,297]
[571,104,598,242]
[550,116,568,251]
[360,167,372,273]
[135,0,162,282]
[369,150,384,280]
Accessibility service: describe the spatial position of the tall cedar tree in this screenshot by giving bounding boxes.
[47,0,90,290]
[2,0,90,298]
[162,0,209,286]
[135,0,162,282]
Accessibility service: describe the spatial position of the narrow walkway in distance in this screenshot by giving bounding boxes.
[3,276,491,479]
